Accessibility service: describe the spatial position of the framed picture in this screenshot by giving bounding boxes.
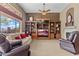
[65,13,74,26]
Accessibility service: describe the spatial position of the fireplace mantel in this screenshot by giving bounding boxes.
[64,26,76,29]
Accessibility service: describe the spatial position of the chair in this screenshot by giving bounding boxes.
[60,31,79,54]
[0,34,31,56]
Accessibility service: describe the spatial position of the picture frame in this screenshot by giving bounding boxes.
[65,13,74,26]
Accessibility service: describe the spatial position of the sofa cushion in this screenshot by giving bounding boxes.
[0,47,4,53]
[0,51,2,56]
[22,36,32,45]
[10,40,22,48]
[68,32,75,41]
[0,40,12,53]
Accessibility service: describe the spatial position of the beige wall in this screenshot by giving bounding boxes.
[60,4,79,38]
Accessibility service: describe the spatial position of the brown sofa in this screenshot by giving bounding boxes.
[60,31,79,54]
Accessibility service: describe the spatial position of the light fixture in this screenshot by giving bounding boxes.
[39,3,50,15]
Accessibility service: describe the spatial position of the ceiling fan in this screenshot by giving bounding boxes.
[39,3,51,15]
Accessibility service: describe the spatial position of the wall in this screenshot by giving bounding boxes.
[26,13,60,22]
[60,4,79,38]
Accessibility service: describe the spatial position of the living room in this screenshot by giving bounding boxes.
[0,3,79,56]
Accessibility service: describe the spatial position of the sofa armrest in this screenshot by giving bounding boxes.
[10,40,22,47]
[60,39,72,44]
[0,51,2,56]
[22,36,32,45]
[3,45,30,56]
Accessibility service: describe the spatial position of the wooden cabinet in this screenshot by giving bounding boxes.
[55,33,61,39]
[50,33,54,39]
[31,32,37,39]
[25,21,61,40]
[49,21,61,39]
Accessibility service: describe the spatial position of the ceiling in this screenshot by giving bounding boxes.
[19,3,69,13]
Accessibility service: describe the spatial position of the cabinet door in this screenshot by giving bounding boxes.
[56,33,61,39]
[32,33,37,39]
[50,33,54,39]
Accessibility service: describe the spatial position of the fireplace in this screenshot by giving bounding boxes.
[64,26,76,39]
[66,32,71,39]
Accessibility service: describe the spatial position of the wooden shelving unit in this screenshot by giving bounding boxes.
[49,21,61,39]
[55,22,61,39]
[25,21,31,34]
[25,21,37,39]
[25,21,61,40]
[31,21,38,39]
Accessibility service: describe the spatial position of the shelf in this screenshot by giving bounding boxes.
[50,21,61,39]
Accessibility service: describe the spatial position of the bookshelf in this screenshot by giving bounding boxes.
[25,21,37,39]
[31,21,38,39]
[25,21,61,40]
[49,21,61,39]
[25,21,31,35]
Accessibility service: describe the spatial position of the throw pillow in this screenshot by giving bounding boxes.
[15,36,21,40]
[20,34,28,39]
[25,34,29,37]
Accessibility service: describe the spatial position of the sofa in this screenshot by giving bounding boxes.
[6,33,32,45]
[0,34,31,56]
[60,31,79,54]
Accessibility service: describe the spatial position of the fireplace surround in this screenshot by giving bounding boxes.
[64,26,76,39]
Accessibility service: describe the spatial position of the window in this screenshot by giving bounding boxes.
[0,15,20,33]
